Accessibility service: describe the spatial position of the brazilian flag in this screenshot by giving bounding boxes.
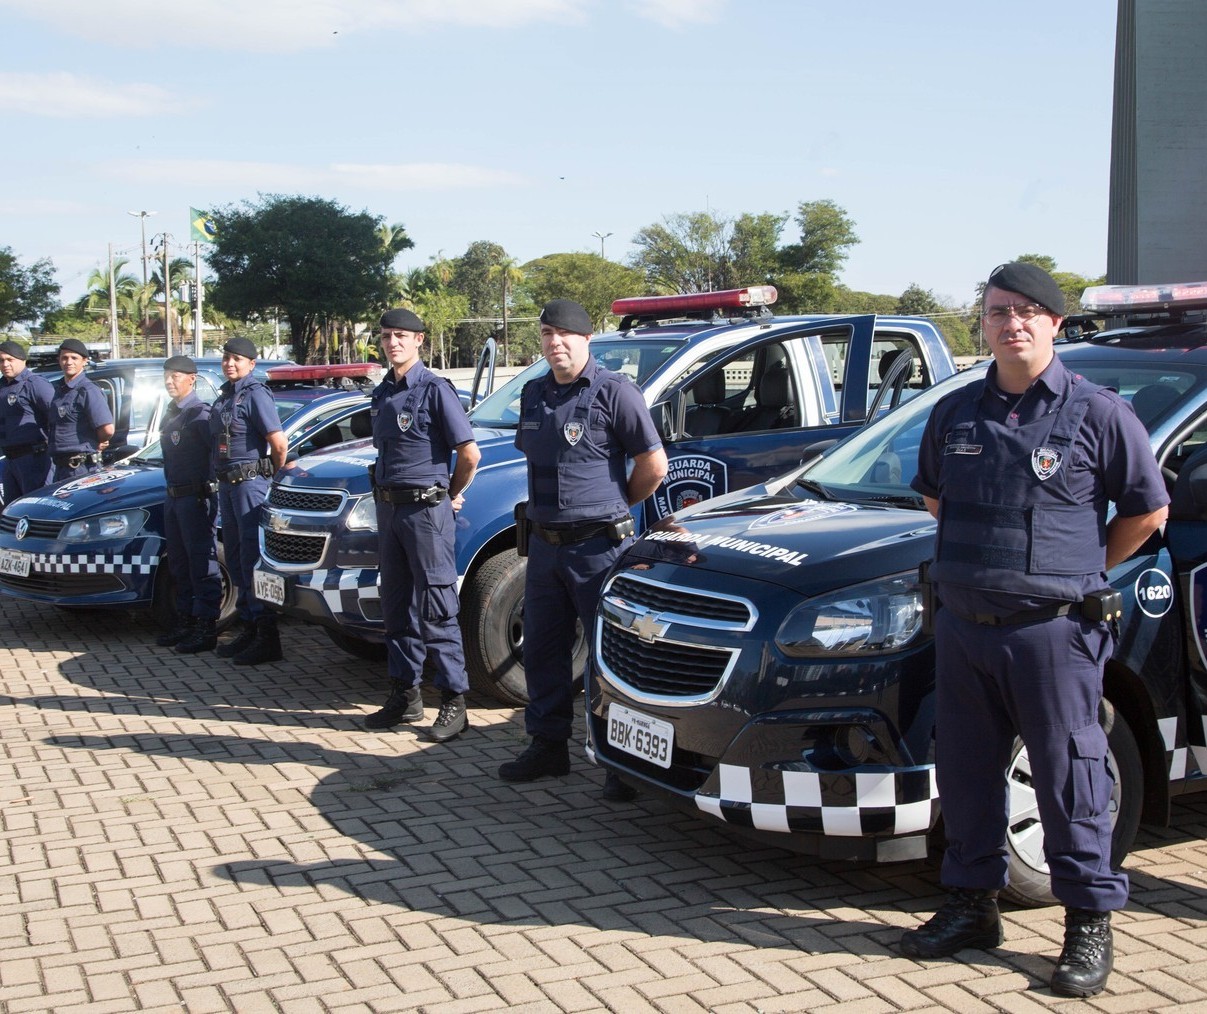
[190,208,217,243]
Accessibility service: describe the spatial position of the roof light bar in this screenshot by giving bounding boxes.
[1081,281,1207,314]
[611,286,778,317]
[267,363,383,383]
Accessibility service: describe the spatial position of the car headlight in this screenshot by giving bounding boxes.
[776,572,923,657]
[60,509,149,542]
[345,495,378,532]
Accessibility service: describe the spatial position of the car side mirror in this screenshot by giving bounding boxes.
[655,391,688,443]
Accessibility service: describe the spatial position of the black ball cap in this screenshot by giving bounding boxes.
[539,299,592,335]
[58,338,89,357]
[223,337,258,360]
[379,307,426,333]
[164,355,197,374]
[0,340,27,360]
[986,262,1066,316]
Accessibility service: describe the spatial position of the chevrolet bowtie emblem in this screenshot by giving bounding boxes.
[628,609,668,643]
[266,511,291,533]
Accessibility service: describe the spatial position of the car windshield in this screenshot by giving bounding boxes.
[468,339,683,427]
[801,355,1207,505]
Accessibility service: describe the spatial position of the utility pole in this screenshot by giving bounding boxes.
[127,210,157,334]
[592,230,613,259]
[193,242,204,357]
[107,243,119,358]
[155,234,173,355]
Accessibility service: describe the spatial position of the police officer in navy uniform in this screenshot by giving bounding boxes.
[209,337,288,666]
[497,299,668,796]
[0,339,53,502]
[48,338,114,482]
[364,308,481,742]
[901,263,1169,997]
[156,356,222,654]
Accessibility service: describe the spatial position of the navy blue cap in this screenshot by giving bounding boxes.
[539,299,592,336]
[223,337,257,360]
[0,340,27,359]
[986,262,1066,316]
[164,355,197,374]
[58,338,89,357]
[379,307,426,333]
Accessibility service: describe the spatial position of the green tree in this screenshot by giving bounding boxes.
[896,283,943,316]
[377,221,416,307]
[406,255,469,370]
[522,252,647,332]
[779,199,860,275]
[205,195,395,362]
[629,210,786,293]
[0,246,59,330]
[449,241,512,366]
[489,256,525,366]
[77,258,141,338]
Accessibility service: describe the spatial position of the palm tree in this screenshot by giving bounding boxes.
[488,256,524,367]
[77,259,141,337]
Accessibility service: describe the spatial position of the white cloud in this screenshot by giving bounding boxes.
[0,0,590,53]
[102,158,527,191]
[0,72,184,118]
[626,0,727,29]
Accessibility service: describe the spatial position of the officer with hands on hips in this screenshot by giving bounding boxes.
[156,355,222,654]
[497,298,668,798]
[363,307,481,742]
[900,262,1169,997]
[210,337,288,666]
[49,338,114,482]
[0,339,53,502]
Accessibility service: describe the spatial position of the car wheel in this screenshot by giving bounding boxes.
[151,547,238,631]
[1002,701,1143,907]
[461,548,587,707]
[325,627,387,661]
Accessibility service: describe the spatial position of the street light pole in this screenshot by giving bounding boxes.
[127,210,157,333]
[591,231,613,259]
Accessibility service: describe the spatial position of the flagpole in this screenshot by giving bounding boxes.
[194,241,204,357]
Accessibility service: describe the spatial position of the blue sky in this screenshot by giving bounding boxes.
[0,0,1118,312]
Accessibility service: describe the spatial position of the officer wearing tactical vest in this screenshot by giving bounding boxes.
[363,307,481,742]
[497,299,668,797]
[901,262,1169,997]
[0,339,53,501]
[156,356,222,655]
[209,337,288,666]
[48,338,114,482]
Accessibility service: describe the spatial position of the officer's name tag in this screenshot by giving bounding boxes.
[521,421,540,430]
[944,443,982,455]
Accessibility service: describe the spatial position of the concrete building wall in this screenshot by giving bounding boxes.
[1108,0,1207,284]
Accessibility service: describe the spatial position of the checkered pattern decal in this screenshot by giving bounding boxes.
[289,567,379,619]
[24,549,157,575]
[695,763,939,837]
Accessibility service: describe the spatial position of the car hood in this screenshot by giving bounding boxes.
[3,464,167,520]
[624,487,937,596]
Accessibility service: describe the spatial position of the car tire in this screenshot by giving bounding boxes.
[324,627,387,661]
[462,548,587,707]
[151,546,238,631]
[1002,700,1143,907]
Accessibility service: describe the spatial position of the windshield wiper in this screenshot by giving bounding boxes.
[794,478,834,501]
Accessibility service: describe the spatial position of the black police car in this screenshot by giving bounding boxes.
[588,281,1207,907]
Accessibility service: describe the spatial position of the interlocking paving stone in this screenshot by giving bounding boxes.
[1,596,1206,1011]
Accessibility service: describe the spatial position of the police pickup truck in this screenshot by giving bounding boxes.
[587,281,1207,907]
[254,287,958,705]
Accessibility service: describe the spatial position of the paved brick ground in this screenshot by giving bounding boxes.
[1,597,1206,1013]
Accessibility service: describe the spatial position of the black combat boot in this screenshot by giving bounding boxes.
[216,621,256,658]
[1050,909,1112,997]
[497,736,571,782]
[427,691,468,743]
[365,684,424,729]
[601,770,638,802]
[232,616,283,666]
[899,888,1004,958]
[175,617,217,654]
[156,618,193,647]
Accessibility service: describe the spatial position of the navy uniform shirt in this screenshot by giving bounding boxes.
[913,355,1168,614]
[209,374,280,466]
[0,366,54,449]
[161,392,214,486]
[49,372,114,455]
[371,362,473,487]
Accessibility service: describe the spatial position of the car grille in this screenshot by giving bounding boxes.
[268,486,345,513]
[0,516,65,539]
[0,572,123,595]
[263,530,326,566]
[596,572,752,702]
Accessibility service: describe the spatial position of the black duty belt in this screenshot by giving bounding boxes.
[2,442,48,459]
[218,459,271,484]
[53,451,99,469]
[375,485,447,506]
[964,602,1082,627]
[531,520,614,546]
[167,481,217,498]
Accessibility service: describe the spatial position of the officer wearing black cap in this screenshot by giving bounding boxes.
[364,307,481,743]
[497,298,668,796]
[209,337,288,665]
[900,262,1169,997]
[156,355,222,654]
[48,338,114,482]
[0,339,53,501]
